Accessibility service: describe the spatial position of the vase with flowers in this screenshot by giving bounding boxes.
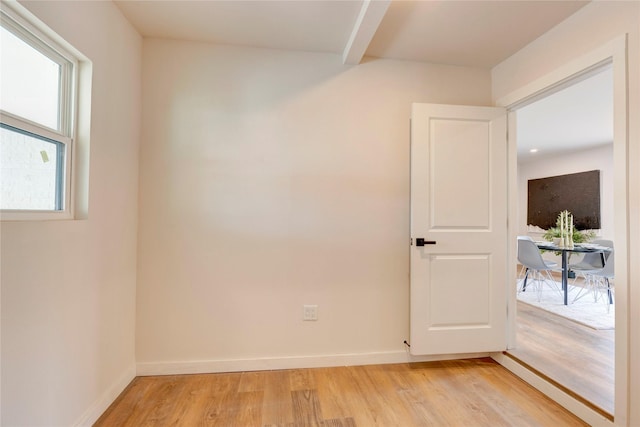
[543,210,596,278]
[543,210,596,246]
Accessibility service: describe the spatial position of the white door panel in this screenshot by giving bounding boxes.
[430,118,491,229]
[410,103,507,356]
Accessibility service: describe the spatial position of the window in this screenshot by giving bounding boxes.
[1,8,77,218]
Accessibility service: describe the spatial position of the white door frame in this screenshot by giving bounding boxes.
[496,35,628,426]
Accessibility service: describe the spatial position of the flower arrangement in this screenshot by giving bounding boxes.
[543,210,595,244]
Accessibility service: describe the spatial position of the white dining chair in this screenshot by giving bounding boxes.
[573,245,615,311]
[571,240,614,307]
[589,248,615,312]
[517,236,561,301]
[569,239,613,271]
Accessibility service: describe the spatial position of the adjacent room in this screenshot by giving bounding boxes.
[510,65,615,416]
[1,1,638,426]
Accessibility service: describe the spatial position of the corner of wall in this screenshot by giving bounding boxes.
[72,363,136,427]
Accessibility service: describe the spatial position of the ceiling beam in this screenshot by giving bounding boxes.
[342,0,391,65]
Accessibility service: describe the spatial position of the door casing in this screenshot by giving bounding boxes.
[496,35,628,425]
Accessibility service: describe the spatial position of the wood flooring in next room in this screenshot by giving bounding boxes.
[95,358,587,426]
[509,300,615,418]
[512,266,614,416]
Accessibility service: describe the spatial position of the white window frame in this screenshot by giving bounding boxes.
[1,6,78,220]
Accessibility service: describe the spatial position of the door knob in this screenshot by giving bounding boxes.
[415,238,436,246]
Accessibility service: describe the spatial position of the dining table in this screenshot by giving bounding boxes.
[533,241,611,305]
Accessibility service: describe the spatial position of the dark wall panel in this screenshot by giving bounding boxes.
[527,170,601,230]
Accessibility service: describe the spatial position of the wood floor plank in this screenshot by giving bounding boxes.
[231,391,264,426]
[115,376,183,427]
[464,358,585,427]
[291,389,323,427]
[312,367,350,420]
[95,359,588,427]
[358,364,418,425]
[320,417,356,427]
[208,372,243,395]
[510,300,614,414]
[388,363,452,426]
[408,360,506,426]
[436,360,515,427]
[239,371,267,393]
[93,376,156,426]
[262,369,294,426]
[139,376,190,426]
[334,365,402,426]
[201,373,244,426]
[289,368,316,391]
[161,374,213,426]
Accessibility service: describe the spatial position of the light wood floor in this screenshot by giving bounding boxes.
[509,300,615,417]
[95,358,587,426]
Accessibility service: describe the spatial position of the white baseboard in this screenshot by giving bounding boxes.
[136,350,491,376]
[491,352,614,427]
[73,363,136,427]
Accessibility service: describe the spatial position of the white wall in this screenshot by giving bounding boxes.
[136,39,492,371]
[517,144,614,239]
[492,1,640,424]
[1,1,141,425]
[4,1,634,424]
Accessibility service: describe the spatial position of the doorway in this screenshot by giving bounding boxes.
[500,37,628,425]
[507,63,615,417]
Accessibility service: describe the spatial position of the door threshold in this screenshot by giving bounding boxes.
[502,351,613,422]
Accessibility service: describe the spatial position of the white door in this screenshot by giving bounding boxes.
[410,103,508,355]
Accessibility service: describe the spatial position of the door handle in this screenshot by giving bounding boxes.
[415,238,436,246]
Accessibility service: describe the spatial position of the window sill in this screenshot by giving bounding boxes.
[0,209,74,221]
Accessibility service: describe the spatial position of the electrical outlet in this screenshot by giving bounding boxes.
[303,305,318,321]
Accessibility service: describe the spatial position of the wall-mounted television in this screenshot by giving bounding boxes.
[527,170,601,230]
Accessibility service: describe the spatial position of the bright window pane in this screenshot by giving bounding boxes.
[1,26,60,130]
[0,125,62,210]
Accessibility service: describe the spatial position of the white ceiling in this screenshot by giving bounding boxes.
[114,0,607,157]
[114,1,364,55]
[364,1,588,67]
[114,0,588,67]
[517,65,613,163]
